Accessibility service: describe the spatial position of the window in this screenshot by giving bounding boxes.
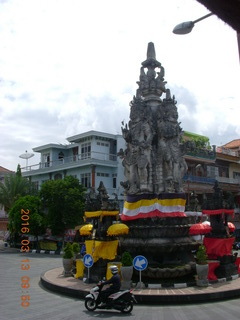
[54,173,62,180]
[72,147,78,161]
[81,143,91,159]
[113,177,117,188]
[207,165,218,178]
[97,142,109,147]
[233,172,240,179]
[81,173,91,188]
[97,172,109,177]
[112,173,117,188]
[43,153,50,167]
[32,181,39,191]
[218,165,229,178]
[58,152,64,160]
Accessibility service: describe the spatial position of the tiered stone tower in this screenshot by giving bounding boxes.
[119,42,197,279]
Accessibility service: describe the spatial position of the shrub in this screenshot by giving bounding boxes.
[196,245,208,265]
[121,251,133,266]
[72,242,80,254]
[63,242,74,259]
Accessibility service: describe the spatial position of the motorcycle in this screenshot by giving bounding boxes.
[84,281,137,313]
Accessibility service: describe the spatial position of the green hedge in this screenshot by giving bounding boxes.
[39,241,57,251]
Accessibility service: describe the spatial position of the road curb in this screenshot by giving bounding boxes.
[40,268,240,305]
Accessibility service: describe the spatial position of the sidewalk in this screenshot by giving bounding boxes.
[0,240,20,253]
[0,240,60,254]
[41,266,240,304]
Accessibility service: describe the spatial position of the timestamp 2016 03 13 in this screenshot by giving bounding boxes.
[20,208,31,308]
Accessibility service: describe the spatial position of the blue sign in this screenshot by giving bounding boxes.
[133,255,148,271]
[83,254,94,268]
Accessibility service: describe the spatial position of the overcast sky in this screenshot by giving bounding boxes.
[0,0,239,171]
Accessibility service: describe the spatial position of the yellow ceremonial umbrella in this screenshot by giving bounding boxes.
[107,223,129,236]
[79,224,93,236]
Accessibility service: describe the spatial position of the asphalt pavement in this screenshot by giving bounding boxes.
[1,250,240,320]
[0,241,240,320]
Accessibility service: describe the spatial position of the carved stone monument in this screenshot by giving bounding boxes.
[119,43,197,279]
[119,42,187,195]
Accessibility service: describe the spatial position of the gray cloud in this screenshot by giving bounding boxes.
[0,0,239,172]
[171,85,198,113]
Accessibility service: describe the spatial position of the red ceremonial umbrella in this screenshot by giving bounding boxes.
[189,223,212,235]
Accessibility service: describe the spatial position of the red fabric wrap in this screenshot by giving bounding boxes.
[202,209,234,215]
[203,237,235,259]
[208,261,220,280]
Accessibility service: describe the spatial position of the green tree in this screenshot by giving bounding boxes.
[16,164,22,178]
[194,136,210,149]
[0,171,36,213]
[183,131,211,150]
[40,176,86,235]
[8,195,46,248]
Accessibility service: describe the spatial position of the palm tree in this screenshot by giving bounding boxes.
[0,173,35,213]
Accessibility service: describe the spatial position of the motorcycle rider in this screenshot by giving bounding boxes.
[99,265,121,305]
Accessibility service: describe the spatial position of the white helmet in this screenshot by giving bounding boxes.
[109,265,118,275]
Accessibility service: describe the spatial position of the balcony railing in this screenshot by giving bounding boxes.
[184,149,215,160]
[183,174,240,186]
[217,176,240,184]
[183,174,216,185]
[22,151,117,172]
[216,147,240,157]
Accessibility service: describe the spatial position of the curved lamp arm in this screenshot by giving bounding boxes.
[172,13,213,35]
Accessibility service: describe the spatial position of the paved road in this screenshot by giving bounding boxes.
[1,252,240,320]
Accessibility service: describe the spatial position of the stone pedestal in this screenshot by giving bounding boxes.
[196,264,209,287]
[121,280,132,290]
[120,266,133,289]
[215,255,238,278]
[196,279,209,287]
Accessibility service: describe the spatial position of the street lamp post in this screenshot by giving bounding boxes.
[173,12,240,63]
[172,13,213,35]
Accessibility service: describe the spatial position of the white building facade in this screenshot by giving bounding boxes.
[22,131,126,203]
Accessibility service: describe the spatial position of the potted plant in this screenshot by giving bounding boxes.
[71,242,81,275]
[62,242,74,276]
[196,244,209,287]
[120,251,133,289]
[72,242,80,259]
[121,251,133,266]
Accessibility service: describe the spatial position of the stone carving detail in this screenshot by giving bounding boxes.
[85,182,119,211]
[119,42,187,194]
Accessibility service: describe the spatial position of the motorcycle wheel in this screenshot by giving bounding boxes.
[85,298,97,311]
[121,301,133,314]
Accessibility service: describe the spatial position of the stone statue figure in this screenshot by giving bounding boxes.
[119,42,187,195]
[154,89,187,193]
[156,66,167,93]
[122,143,139,194]
[120,97,154,193]
[97,181,109,210]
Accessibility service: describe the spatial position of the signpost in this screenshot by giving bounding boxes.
[133,255,148,289]
[83,254,94,283]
